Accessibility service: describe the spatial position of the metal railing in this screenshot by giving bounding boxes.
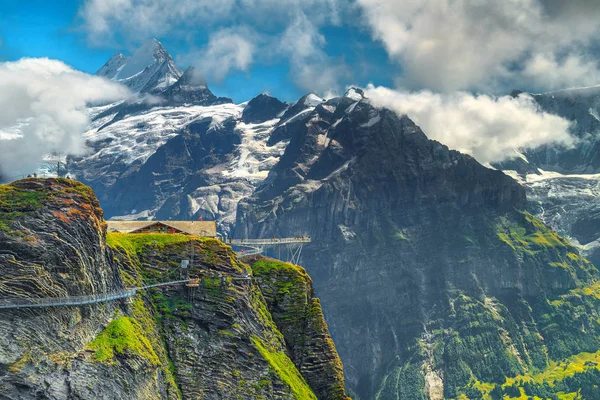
[228,237,311,246]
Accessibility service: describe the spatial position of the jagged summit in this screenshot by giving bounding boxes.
[344,87,365,101]
[96,38,182,93]
[95,52,127,78]
[242,93,287,123]
[160,65,232,106]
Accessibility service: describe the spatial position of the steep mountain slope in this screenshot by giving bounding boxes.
[235,92,600,398]
[0,178,349,399]
[96,39,181,94]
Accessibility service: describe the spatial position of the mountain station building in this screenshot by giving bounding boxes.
[106,220,217,237]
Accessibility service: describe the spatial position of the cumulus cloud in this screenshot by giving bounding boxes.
[364,85,574,164]
[78,0,600,96]
[356,0,600,92]
[79,0,345,45]
[180,27,255,82]
[522,53,600,91]
[278,15,349,94]
[79,0,236,46]
[0,58,129,179]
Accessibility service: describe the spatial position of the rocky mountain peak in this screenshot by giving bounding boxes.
[159,66,232,107]
[96,38,182,93]
[344,87,365,101]
[95,52,127,77]
[242,93,287,123]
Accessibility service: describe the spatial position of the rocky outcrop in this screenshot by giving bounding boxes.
[0,178,349,399]
[248,256,349,400]
[236,94,600,398]
[160,66,233,107]
[0,178,169,399]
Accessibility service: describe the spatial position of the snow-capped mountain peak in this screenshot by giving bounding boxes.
[96,38,182,94]
[95,52,127,78]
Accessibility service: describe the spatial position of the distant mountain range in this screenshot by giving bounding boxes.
[63,40,600,399]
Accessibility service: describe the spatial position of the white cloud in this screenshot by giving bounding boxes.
[0,58,129,178]
[79,0,345,45]
[78,0,600,96]
[364,84,575,164]
[356,0,600,92]
[522,53,600,91]
[278,15,348,94]
[80,0,236,45]
[181,27,255,82]
[80,0,350,93]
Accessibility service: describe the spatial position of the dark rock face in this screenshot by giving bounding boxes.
[236,98,600,398]
[242,94,287,124]
[0,178,349,399]
[528,88,600,174]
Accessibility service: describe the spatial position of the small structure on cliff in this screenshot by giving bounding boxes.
[106,220,217,237]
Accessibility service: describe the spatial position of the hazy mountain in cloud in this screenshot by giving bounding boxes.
[493,84,600,267]
[96,38,181,93]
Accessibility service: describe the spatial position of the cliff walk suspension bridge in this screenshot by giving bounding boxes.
[0,237,311,310]
[0,280,193,310]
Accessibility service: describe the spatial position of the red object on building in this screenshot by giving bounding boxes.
[198,216,203,221]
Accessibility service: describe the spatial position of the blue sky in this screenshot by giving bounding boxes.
[4,0,600,102]
[0,0,395,102]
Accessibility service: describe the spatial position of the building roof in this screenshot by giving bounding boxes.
[106,220,217,237]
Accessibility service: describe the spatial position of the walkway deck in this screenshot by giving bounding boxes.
[229,237,311,246]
